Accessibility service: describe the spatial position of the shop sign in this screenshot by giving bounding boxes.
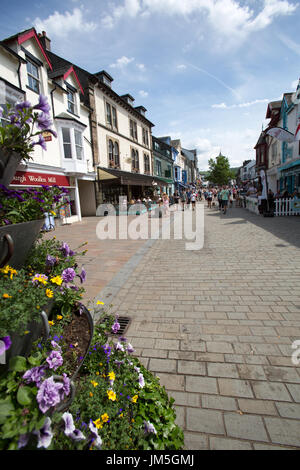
[42,131,52,142]
[10,171,70,187]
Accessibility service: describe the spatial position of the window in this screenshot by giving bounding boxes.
[165,164,171,178]
[271,142,277,163]
[67,89,76,114]
[61,126,84,161]
[114,142,120,167]
[106,102,112,126]
[112,106,117,129]
[130,119,137,140]
[74,130,83,160]
[108,139,114,165]
[26,60,40,93]
[142,128,149,147]
[106,102,117,129]
[144,153,150,173]
[62,128,72,159]
[156,159,162,176]
[132,149,139,172]
[174,167,179,180]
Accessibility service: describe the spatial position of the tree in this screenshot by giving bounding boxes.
[207,153,235,185]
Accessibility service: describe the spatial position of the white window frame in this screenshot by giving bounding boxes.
[26,59,40,94]
[59,121,85,162]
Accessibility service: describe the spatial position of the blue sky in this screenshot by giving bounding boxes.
[1,0,300,169]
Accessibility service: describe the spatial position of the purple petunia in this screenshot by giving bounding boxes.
[59,242,74,257]
[46,254,57,267]
[18,434,30,449]
[138,373,145,388]
[88,421,102,449]
[22,365,46,387]
[0,336,11,355]
[114,342,124,352]
[33,133,47,151]
[33,94,50,114]
[46,350,63,371]
[62,413,86,441]
[36,376,64,413]
[78,266,86,284]
[111,319,120,334]
[62,268,76,283]
[37,112,52,130]
[15,100,31,111]
[144,420,157,435]
[127,343,135,354]
[35,417,53,449]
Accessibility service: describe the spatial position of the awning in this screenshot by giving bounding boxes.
[278,159,300,172]
[154,176,173,185]
[97,167,165,187]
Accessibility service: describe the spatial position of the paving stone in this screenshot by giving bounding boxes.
[149,358,177,373]
[218,378,254,398]
[155,373,185,391]
[286,384,300,402]
[210,437,252,450]
[186,408,225,435]
[264,417,300,446]
[186,376,218,394]
[237,364,267,381]
[184,433,208,450]
[202,395,237,411]
[252,382,292,402]
[263,366,300,383]
[224,412,269,442]
[237,398,278,416]
[275,402,300,419]
[206,342,234,354]
[178,360,206,376]
[253,443,295,450]
[154,339,180,350]
[195,352,225,363]
[181,340,206,352]
[168,391,200,407]
[207,363,239,378]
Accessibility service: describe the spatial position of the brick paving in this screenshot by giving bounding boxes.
[46,204,300,449]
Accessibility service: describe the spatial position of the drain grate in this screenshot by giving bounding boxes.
[104,316,131,336]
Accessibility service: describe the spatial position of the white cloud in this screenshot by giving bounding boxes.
[109,56,135,68]
[136,63,146,71]
[101,0,297,42]
[33,8,97,37]
[212,98,270,109]
[138,90,148,97]
[278,33,300,56]
[176,64,187,70]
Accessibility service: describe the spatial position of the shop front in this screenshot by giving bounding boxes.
[9,167,80,225]
[278,159,300,194]
[96,167,164,205]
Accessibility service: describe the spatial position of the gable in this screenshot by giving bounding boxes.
[17,29,52,70]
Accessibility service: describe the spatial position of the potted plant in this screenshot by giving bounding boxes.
[0,95,56,187]
[0,184,68,269]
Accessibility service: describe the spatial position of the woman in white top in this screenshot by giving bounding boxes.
[191,192,197,211]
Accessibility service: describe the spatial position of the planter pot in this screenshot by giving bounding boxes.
[0,304,52,372]
[0,148,23,187]
[0,219,44,269]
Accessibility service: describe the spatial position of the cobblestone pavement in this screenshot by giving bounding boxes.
[98,203,300,450]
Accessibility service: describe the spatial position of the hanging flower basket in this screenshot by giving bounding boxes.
[0,148,23,188]
[0,219,44,269]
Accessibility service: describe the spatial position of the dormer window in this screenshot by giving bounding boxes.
[26,59,40,94]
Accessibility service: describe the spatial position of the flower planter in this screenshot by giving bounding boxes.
[0,219,44,269]
[0,148,22,187]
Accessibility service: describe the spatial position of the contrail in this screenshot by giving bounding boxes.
[186,62,241,100]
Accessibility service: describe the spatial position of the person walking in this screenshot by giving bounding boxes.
[191,190,197,211]
[220,185,230,214]
[180,190,187,211]
[207,189,213,208]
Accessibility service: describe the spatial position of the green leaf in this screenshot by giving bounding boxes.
[17,386,32,406]
[28,352,42,367]
[0,397,14,424]
[9,356,27,372]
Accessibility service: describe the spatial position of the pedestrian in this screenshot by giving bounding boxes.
[220,185,230,214]
[206,189,213,208]
[191,191,197,211]
[186,189,191,209]
[180,190,187,211]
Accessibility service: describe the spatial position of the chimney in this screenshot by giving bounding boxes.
[38,31,51,51]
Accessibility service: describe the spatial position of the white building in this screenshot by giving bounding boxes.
[0,28,96,223]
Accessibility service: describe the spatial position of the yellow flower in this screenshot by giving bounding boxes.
[32,275,47,285]
[99,363,103,366]
[119,413,124,418]
[93,419,103,429]
[45,288,54,298]
[96,301,104,305]
[101,413,109,423]
[89,392,93,397]
[57,315,63,320]
[2,293,12,299]
[132,395,138,403]
[48,320,55,326]
[50,276,63,286]
[24,331,30,335]
[107,390,116,401]
[90,380,98,388]
[50,210,56,216]
[108,371,116,381]
[96,371,99,376]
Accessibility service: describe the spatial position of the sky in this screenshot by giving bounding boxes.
[1,0,300,170]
